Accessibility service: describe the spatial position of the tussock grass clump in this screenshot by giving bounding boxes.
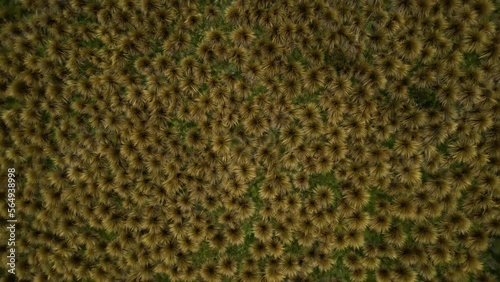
[0,0,499,281]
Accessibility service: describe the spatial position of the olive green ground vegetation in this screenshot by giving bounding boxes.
[0,0,499,281]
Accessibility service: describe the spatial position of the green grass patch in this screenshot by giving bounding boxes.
[289,48,309,66]
[192,241,218,267]
[42,157,56,170]
[285,239,303,255]
[462,52,481,69]
[383,133,396,149]
[408,86,439,109]
[421,169,431,183]
[2,97,19,109]
[436,142,449,155]
[94,228,118,241]
[81,39,105,49]
[363,48,374,64]
[309,171,339,189]
[154,274,170,282]
[293,90,320,105]
[247,175,265,209]
[365,186,389,214]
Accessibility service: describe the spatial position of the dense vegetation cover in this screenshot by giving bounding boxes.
[0,0,499,281]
